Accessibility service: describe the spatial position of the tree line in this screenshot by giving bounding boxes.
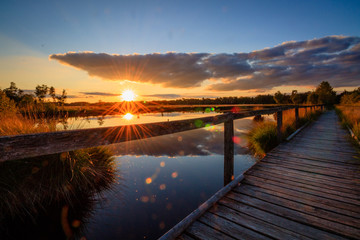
[0,82,67,107]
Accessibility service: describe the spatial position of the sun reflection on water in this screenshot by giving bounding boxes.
[123,113,134,120]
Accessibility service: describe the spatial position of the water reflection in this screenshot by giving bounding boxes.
[83,118,257,240]
[0,147,118,240]
[108,117,255,157]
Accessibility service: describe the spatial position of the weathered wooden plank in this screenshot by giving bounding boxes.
[235,184,360,228]
[227,192,360,239]
[242,175,360,214]
[235,183,359,218]
[220,197,348,240]
[199,211,271,240]
[250,163,360,187]
[176,233,196,240]
[249,167,360,196]
[266,152,360,170]
[209,204,312,240]
[244,175,360,206]
[258,161,360,181]
[261,157,360,180]
[184,221,235,240]
[271,149,359,164]
[275,145,359,158]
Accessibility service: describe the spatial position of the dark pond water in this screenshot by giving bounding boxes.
[1,109,276,239]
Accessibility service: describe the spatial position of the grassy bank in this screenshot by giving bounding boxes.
[335,105,360,140]
[247,107,323,156]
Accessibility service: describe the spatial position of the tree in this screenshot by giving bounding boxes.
[3,82,23,103]
[307,91,319,104]
[340,87,360,105]
[273,91,289,104]
[56,89,67,105]
[49,86,56,102]
[35,85,48,102]
[315,81,336,105]
[290,90,302,104]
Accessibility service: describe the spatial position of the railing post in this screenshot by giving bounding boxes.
[277,110,283,143]
[224,116,234,186]
[295,106,299,129]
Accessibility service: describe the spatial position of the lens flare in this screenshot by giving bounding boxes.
[121,90,136,101]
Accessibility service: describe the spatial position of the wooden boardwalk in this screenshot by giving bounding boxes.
[170,110,360,240]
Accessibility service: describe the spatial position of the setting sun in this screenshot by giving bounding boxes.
[121,90,136,102]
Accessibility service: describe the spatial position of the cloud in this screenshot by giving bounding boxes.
[142,94,181,99]
[80,91,120,96]
[50,36,360,91]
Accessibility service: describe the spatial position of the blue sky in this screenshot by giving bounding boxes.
[0,0,359,101]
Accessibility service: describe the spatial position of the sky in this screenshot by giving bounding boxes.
[0,0,359,102]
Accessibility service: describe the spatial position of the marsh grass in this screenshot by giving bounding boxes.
[247,107,322,156]
[336,105,360,140]
[0,147,116,219]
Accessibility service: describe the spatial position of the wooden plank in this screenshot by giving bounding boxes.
[227,192,360,239]
[235,183,359,218]
[261,157,360,180]
[250,163,360,187]
[275,145,359,158]
[220,197,347,240]
[247,168,360,200]
[266,152,360,170]
[209,204,312,240]
[176,234,196,240]
[185,221,235,240]
[244,175,360,206]
[249,167,360,196]
[271,149,359,164]
[242,175,360,214]
[257,161,360,181]
[198,211,271,240]
[235,184,360,228]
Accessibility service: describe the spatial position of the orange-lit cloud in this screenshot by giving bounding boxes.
[50,36,360,91]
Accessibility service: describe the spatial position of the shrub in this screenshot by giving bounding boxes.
[247,122,277,156]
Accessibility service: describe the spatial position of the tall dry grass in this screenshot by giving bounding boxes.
[336,105,360,140]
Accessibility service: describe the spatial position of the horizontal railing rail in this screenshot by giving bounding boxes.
[0,105,324,168]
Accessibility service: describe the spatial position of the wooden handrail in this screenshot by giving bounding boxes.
[0,104,324,162]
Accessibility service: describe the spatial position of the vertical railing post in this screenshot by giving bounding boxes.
[224,115,234,186]
[277,110,283,144]
[295,106,299,129]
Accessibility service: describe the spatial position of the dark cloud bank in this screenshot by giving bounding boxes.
[50,36,360,91]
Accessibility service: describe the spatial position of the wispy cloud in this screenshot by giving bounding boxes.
[50,36,360,91]
[80,91,120,96]
[142,94,181,99]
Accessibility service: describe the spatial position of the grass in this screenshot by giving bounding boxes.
[336,105,360,140]
[0,94,118,238]
[247,106,323,156]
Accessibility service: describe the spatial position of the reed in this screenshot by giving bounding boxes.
[336,105,360,140]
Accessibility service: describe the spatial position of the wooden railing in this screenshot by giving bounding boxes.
[0,104,324,185]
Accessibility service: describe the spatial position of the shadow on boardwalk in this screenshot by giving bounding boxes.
[173,110,360,240]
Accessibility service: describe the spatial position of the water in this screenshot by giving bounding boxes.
[79,116,258,239]
[2,109,273,239]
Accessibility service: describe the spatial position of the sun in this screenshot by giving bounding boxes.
[121,90,136,101]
